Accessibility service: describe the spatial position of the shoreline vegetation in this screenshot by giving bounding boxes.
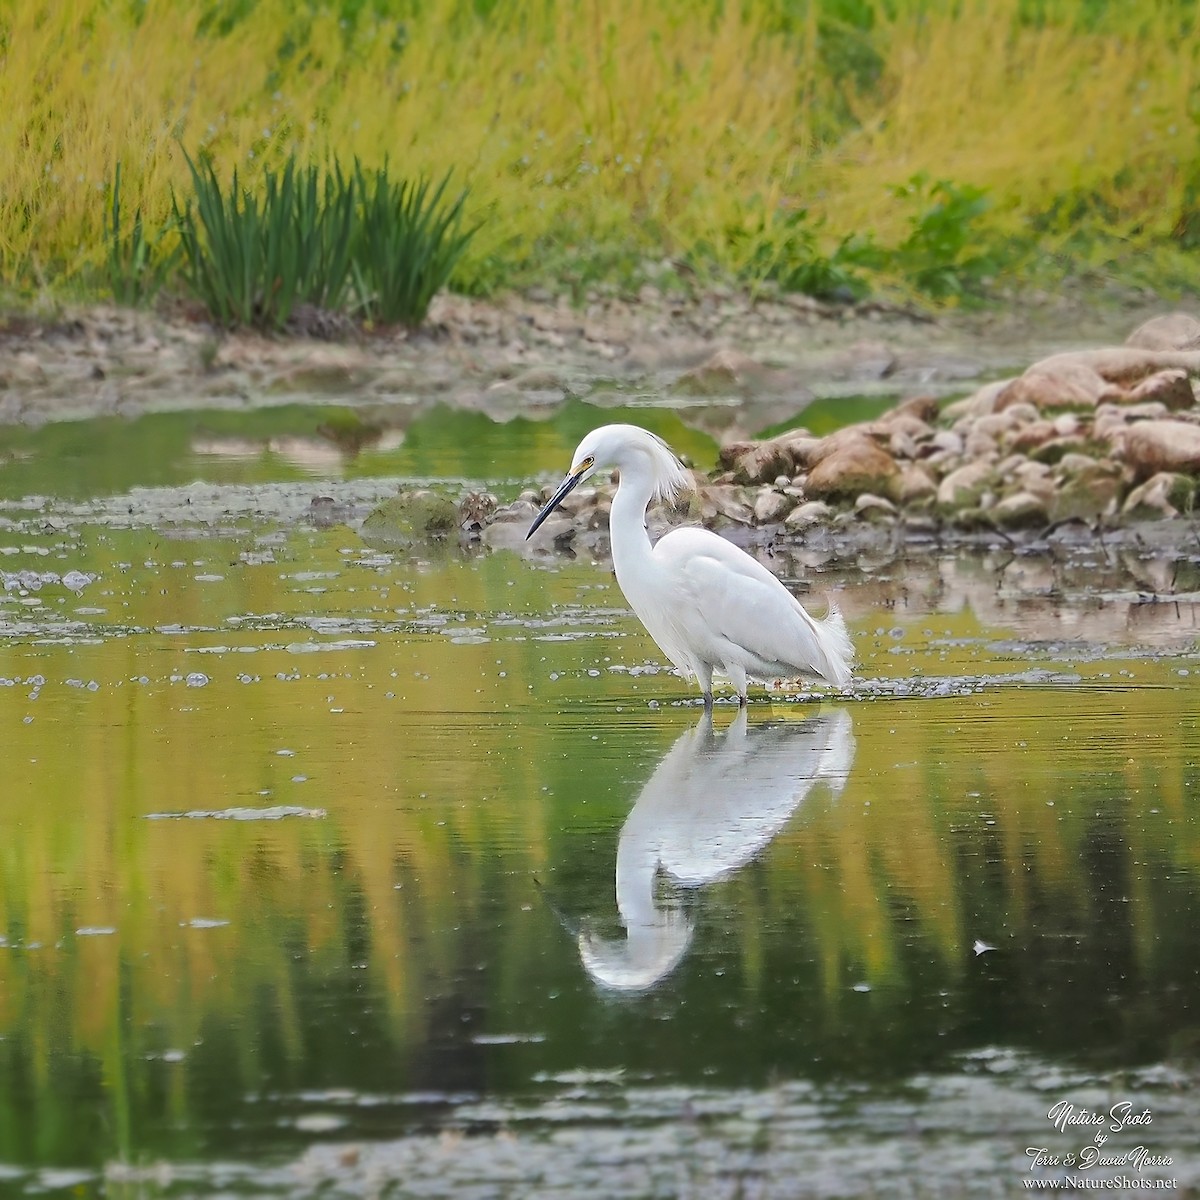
[4,1,1200,320]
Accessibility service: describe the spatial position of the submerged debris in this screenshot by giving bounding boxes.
[144,805,327,821]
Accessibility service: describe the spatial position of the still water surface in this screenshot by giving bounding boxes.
[0,408,1198,1196]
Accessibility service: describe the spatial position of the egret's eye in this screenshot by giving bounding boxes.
[578,456,595,472]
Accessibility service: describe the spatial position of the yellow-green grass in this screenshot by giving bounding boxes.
[3,0,1199,302]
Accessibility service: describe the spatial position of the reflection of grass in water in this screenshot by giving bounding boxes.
[369,399,719,482]
[0,399,719,503]
[0,531,1199,1162]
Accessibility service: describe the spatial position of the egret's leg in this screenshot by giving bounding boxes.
[726,664,748,707]
[697,663,714,709]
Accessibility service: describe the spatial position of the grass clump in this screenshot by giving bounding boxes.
[103,164,179,307]
[171,154,473,329]
[174,155,354,328]
[351,166,477,324]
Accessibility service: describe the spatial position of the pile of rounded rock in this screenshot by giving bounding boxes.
[487,312,1200,548]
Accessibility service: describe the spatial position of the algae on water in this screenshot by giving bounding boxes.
[361,489,459,545]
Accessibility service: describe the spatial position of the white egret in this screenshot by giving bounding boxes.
[527,424,853,704]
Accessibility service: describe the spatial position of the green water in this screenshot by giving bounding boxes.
[0,400,719,503]
[0,412,1198,1196]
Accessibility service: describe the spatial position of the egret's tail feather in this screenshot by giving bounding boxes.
[813,602,854,687]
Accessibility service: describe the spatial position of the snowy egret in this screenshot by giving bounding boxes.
[527,424,854,703]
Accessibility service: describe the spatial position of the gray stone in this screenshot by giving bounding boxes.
[1119,419,1200,479]
[784,500,834,530]
[753,487,794,525]
[854,493,898,522]
[804,435,900,501]
[1121,472,1196,520]
[936,460,995,511]
[992,490,1049,529]
[1125,312,1200,351]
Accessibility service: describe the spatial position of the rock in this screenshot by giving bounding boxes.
[1006,420,1056,453]
[926,429,964,457]
[789,425,876,471]
[1121,472,1196,520]
[1055,451,1102,476]
[992,490,1049,529]
[874,411,935,441]
[1119,401,1172,422]
[1092,406,1128,445]
[362,489,459,545]
[853,493,897,522]
[936,460,995,511]
[717,440,753,470]
[963,429,999,460]
[507,366,570,392]
[1025,346,1200,387]
[784,500,834,530]
[700,484,754,525]
[723,440,796,485]
[943,378,1014,421]
[1049,461,1121,523]
[996,363,1120,411]
[1125,313,1200,352]
[458,491,498,532]
[753,487,794,525]
[1118,419,1200,479]
[888,429,920,459]
[588,497,613,530]
[804,435,900,501]
[1026,436,1088,465]
[1123,368,1195,411]
[1012,460,1058,505]
[13,351,46,384]
[972,412,1019,439]
[777,431,822,468]
[1000,402,1040,426]
[888,394,941,424]
[897,464,937,505]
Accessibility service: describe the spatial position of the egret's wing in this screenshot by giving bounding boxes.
[655,527,852,683]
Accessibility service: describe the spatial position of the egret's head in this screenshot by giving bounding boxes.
[577,912,694,992]
[526,424,689,540]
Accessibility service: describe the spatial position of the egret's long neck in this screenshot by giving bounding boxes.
[614,829,660,928]
[609,463,657,593]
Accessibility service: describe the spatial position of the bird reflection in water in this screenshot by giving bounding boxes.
[577,706,855,992]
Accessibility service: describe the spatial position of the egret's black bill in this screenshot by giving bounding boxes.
[526,469,585,539]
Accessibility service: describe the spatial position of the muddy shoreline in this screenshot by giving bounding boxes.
[0,285,1168,429]
[4,286,1200,562]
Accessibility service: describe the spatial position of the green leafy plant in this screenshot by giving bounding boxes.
[889,174,997,299]
[172,152,358,329]
[717,205,878,301]
[170,153,477,329]
[350,165,477,325]
[103,163,178,306]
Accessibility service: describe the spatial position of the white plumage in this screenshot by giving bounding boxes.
[579,706,856,990]
[528,423,853,704]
